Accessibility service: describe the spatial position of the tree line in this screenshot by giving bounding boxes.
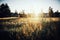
[0,3,60,18]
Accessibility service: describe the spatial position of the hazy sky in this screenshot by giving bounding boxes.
[0,0,60,14]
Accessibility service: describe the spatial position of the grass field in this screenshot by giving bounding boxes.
[0,17,60,40]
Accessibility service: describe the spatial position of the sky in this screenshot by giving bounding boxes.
[0,0,60,14]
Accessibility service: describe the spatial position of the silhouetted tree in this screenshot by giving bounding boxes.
[0,3,11,17]
[49,7,53,17]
